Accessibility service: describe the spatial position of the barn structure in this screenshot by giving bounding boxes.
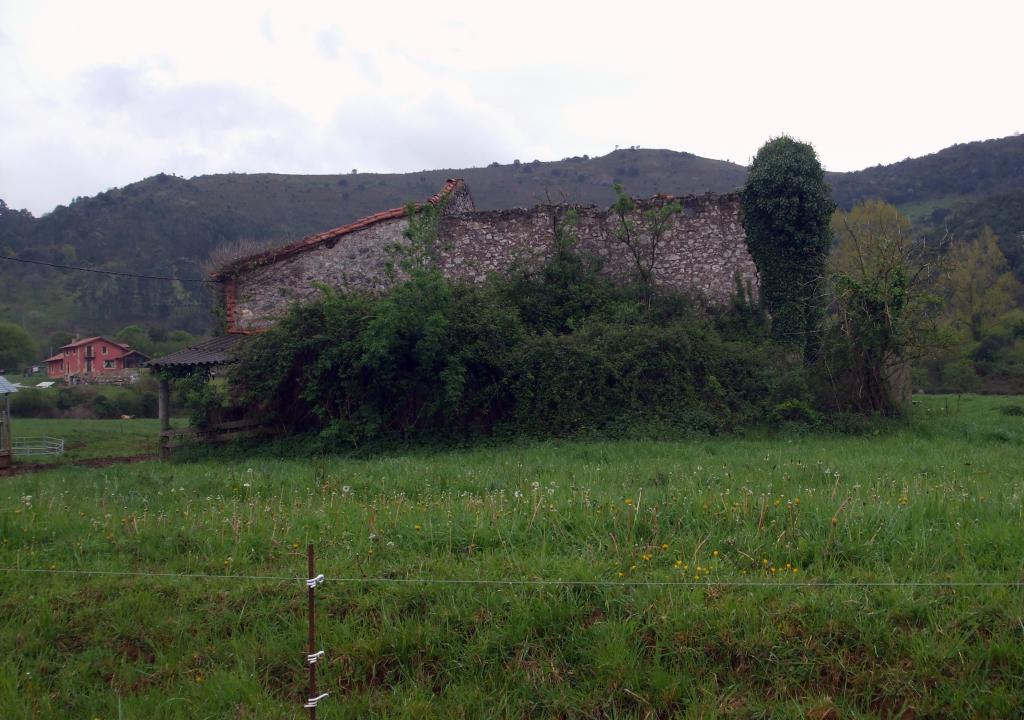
[211,179,759,333]
[149,179,761,452]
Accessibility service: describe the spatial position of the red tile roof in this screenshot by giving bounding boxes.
[212,179,465,280]
[59,336,129,351]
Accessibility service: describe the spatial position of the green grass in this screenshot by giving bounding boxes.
[2,395,1023,718]
[8,417,183,464]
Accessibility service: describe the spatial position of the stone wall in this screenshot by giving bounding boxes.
[438,193,757,304]
[226,182,759,332]
[231,216,408,331]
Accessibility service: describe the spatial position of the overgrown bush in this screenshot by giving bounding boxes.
[10,388,58,418]
[227,258,812,448]
[9,381,160,419]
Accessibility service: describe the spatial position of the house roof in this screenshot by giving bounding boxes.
[44,354,63,363]
[146,334,248,369]
[0,376,18,394]
[59,336,129,351]
[212,178,465,279]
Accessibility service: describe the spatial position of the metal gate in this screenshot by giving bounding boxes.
[11,436,65,457]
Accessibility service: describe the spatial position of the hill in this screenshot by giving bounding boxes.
[826,134,1024,209]
[2,136,1023,344]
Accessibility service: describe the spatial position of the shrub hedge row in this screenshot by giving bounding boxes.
[227,254,812,448]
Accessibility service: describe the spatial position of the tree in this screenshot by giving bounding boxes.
[0,322,37,371]
[611,184,682,308]
[115,325,153,355]
[822,200,941,415]
[925,227,1024,390]
[741,137,835,353]
[47,331,74,353]
[386,201,447,277]
[941,227,1022,343]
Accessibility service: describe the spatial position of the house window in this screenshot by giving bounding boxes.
[102,346,108,355]
[104,360,115,369]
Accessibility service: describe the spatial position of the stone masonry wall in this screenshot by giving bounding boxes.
[228,185,759,332]
[231,216,409,331]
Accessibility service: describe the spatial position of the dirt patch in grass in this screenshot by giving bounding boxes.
[1,454,155,476]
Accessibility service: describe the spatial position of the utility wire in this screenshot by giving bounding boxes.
[0,254,220,284]
[1,567,1021,589]
[319,576,1024,589]
[0,567,298,581]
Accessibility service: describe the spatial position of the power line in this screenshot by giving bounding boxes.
[0,254,220,284]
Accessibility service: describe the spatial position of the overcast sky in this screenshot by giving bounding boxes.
[1,0,1021,216]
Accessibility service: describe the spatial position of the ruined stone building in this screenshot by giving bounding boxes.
[213,180,759,333]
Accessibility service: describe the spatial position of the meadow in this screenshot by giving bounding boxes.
[1,395,1023,718]
[8,417,177,464]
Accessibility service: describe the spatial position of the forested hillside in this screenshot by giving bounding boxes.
[2,135,1023,346]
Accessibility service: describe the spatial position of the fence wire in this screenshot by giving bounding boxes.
[1,566,1021,589]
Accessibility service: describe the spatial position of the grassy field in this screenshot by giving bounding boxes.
[1,395,1023,718]
[7,418,182,465]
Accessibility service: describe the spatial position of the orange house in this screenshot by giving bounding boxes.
[45,337,148,382]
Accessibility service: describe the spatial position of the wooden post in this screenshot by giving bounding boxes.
[158,378,170,432]
[0,395,11,471]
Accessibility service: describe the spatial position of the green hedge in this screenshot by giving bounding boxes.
[10,381,159,419]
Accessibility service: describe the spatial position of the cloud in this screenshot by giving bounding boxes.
[79,64,302,136]
[10,55,539,210]
[259,12,274,44]
[79,65,144,108]
[315,28,340,60]
[328,89,538,172]
[3,0,1022,214]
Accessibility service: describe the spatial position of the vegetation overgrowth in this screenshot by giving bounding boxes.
[224,246,807,448]
[741,136,835,352]
[1,395,1022,717]
[10,381,162,421]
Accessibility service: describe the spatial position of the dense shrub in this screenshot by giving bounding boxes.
[10,381,160,419]
[10,388,58,418]
[228,260,811,448]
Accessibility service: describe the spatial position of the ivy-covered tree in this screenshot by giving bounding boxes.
[741,137,835,353]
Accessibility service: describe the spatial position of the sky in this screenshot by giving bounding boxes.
[1,0,1021,216]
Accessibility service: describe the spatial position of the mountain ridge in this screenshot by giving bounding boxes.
[2,134,1023,340]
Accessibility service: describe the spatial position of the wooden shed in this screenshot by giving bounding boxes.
[146,334,250,457]
[0,375,17,471]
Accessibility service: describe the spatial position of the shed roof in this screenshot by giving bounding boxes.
[146,334,248,369]
[0,376,18,394]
